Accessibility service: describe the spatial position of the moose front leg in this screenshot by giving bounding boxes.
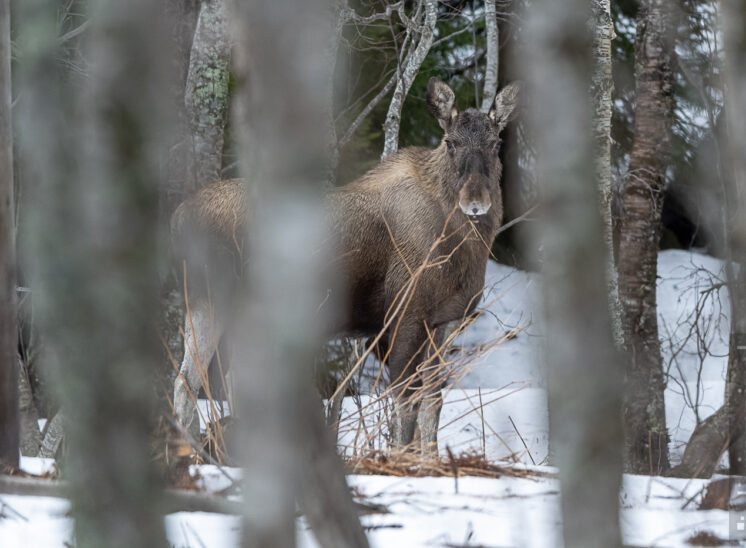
[386,321,429,449]
[416,321,457,454]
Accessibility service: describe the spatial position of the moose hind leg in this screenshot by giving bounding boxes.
[174,299,222,440]
[417,390,444,454]
[417,322,454,454]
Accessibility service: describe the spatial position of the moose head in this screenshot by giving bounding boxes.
[427,78,520,218]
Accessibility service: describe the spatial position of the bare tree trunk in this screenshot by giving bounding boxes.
[592,0,624,351]
[617,0,674,475]
[17,0,175,545]
[296,388,369,548]
[159,1,200,420]
[479,0,499,114]
[724,278,746,474]
[18,359,41,456]
[185,0,231,188]
[37,412,64,459]
[521,0,623,546]
[668,0,746,478]
[720,0,746,476]
[323,0,349,180]
[229,1,368,546]
[0,0,18,470]
[381,0,438,159]
[163,0,200,214]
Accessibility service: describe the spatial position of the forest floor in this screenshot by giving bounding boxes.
[1,250,745,547]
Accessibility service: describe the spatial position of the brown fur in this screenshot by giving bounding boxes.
[172,79,520,446]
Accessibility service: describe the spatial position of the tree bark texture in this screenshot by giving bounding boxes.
[381,0,438,159]
[721,0,746,475]
[0,0,19,469]
[17,1,175,545]
[18,360,41,457]
[163,0,200,215]
[479,0,499,114]
[521,1,624,546]
[323,0,348,180]
[592,0,624,350]
[617,0,674,475]
[229,1,368,546]
[185,0,231,188]
[724,277,746,474]
[37,412,64,460]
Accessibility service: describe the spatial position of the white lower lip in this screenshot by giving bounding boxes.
[460,203,491,216]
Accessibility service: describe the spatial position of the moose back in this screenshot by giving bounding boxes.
[171,78,520,448]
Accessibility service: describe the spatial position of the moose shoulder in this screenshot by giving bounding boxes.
[172,78,520,448]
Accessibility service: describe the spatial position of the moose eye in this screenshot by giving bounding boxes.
[445,140,455,155]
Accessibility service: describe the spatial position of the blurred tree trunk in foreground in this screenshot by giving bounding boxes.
[163,0,200,216]
[592,0,624,350]
[521,0,623,546]
[722,0,746,475]
[617,0,674,475]
[0,0,19,469]
[229,0,368,546]
[673,0,746,478]
[17,0,175,545]
[160,0,231,390]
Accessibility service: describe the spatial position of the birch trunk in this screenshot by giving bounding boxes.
[521,0,623,545]
[37,412,64,459]
[720,0,746,475]
[479,0,499,114]
[617,0,674,474]
[18,360,41,456]
[0,0,18,469]
[592,0,624,350]
[381,0,438,159]
[185,0,231,188]
[17,0,175,544]
[724,272,746,474]
[229,1,367,546]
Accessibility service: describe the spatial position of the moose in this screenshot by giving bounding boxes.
[172,78,520,449]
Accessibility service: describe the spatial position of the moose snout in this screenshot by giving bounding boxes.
[460,200,491,216]
[458,178,492,217]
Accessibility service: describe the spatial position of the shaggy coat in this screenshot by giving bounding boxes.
[172,78,520,446]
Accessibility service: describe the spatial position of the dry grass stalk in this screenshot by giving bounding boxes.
[345,449,552,480]
[168,205,535,471]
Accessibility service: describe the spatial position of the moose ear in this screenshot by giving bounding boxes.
[489,82,521,132]
[427,77,458,130]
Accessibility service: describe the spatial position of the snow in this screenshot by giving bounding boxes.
[657,250,732,465]
[2,250,744,547]
[4,461,742,547]
[338,250,732,465]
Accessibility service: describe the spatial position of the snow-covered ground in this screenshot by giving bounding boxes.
[3,457,743,547]
[339,249,733,466]
[2,250,745,547]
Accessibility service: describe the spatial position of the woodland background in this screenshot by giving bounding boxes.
[0,0,745,547]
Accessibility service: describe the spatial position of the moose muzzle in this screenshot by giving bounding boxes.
[458,174,492,217]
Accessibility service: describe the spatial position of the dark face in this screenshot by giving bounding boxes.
[444,110,502,216]
[427,78,520,218]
